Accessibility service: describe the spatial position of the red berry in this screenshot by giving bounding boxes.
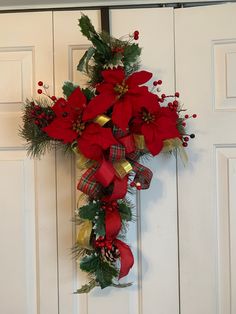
[37,89,42,94]
[51,96,57,101]
[157,80,162,85]
[182,122,186,127]
[175,92,180,97]
[133,30,139,40]
[161,94,166,99]
[173,100,178,107]
[137,185,142,190]
[130,181,135,187]
[38,81,43,86]
[184,136,189,142]
[192,114,197,118]
[184,114,189,119]
[153,81,158,86]
[183,142,188,147]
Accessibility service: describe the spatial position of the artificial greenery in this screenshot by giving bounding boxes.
[79,253,118,289]
[78,14,141,85]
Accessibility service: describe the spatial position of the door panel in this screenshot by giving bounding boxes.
[0,12,58,314]
[108,8,179,314]
[53,10,101,314]
[175,4,236,314]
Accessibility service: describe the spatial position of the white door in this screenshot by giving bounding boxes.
[175,3,236,314]
[2,4,235,314]
[0,12,58,314]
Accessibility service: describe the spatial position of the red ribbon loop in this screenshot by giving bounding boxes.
[77,166,101,197]
[131,161,153,189]
[94,159,115,187]
[118,135,135,154]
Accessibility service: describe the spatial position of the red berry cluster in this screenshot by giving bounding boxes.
[101,200,118,212]
[153,80,162,86]
[130,181,142,190]
[28,102,54,128]
[37,81,57,102]
[181,113,197,147]
[95,236,113,250]
[112,47,125,55]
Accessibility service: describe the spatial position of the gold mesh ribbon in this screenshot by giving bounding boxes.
[72,147,93,170]
[94,114,111,126]
[76,220,93,249]
[162,137,188,166]
[113,159,133,179]
[133,134,146,150]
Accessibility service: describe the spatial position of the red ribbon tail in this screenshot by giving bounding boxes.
[103,176,128,202]
[105,208,122,241]
[114,239,134,279]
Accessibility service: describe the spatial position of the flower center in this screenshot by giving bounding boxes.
[72,117,85,136]
[141,110,155,124]
[114,81,129,97]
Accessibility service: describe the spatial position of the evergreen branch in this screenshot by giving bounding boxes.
[75,279,98,294]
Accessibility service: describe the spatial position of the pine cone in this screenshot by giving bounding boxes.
[101,245,120,263]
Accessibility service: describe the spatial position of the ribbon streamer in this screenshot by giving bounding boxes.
[133,134,146,150]
[114,239,134,279]
[163,137,188,165]
[77,220,93,249]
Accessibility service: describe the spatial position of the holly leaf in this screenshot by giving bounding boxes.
[79,202,100,221]
[95,260,118,289]
[123,43,141,64]
[80,254,100,273]
[77,46,96,72]
[82,88,95,101]
[62,81,78,99]
[75,279,97,294]
[119,202,132,221]
[95,211,105,237]
[79,14,97,40]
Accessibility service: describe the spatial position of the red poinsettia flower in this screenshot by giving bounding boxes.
[82,68,153,131]
[43,87,117,161]
[131,95,181,156]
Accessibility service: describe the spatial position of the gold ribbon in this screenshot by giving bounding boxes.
[162,137,188,166]
[113,159,133,179]
[72,147,93,170]
[76,220,93,249]
[133,134,146,150]
[94,114,111,126]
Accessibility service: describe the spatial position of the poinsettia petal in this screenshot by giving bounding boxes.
[131,93,159,116]
[102,68,125,84]
[112,99,132,131]
[142,124,163,156]
[43,119,77,143]
[97,82,115,94]
[127,85,149,95]
[126,70,152,87]
[68,86,86,109]
[82,92,115,121]
[51,98,68,117]
[153,116,179,139]
[84,123,118,149]
[78,138,103,160]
